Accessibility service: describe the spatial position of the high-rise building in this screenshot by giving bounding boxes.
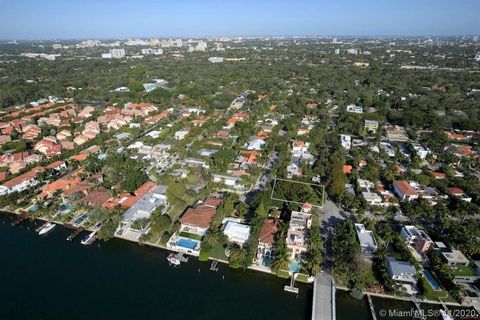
[110,48,125,58]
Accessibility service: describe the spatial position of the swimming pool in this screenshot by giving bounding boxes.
[28,205,38,213]
[59,204,73,212]
[289,261,300,272]
[73,214,88,225]
[262,256,271,267]
[177,238,198,250]
[423,270,441,291]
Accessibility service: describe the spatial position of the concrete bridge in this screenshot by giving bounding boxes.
[312,272,335,320]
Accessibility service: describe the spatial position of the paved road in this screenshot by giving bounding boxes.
[318,199,348,273]
[244,151,279,205]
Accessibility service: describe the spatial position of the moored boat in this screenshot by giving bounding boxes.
[38,222,55,235]
[167,253,181,266]
[81,231,96,245]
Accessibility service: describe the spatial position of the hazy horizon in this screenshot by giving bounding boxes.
[1,0,479,40]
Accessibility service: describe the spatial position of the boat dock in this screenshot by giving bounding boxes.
[412,297,427,320]
[367,294,378,320]
[67,227,84,241]
[311,273,335,320]
[35,221,49,233]
[11,213,28,226]
[210,259,219,271]
[81,232,97,245]
[284,273,299,294]
[177,253,188,263]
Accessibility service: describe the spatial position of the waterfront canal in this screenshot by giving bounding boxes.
[1,214,477,320]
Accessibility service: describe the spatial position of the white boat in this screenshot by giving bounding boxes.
[440,310,454,320]
[81,231,96,245]
[167,253,181,266]
[38,222,55,235]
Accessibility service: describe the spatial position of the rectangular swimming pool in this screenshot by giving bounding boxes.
[177,238,198,250]
[423,270,441,291]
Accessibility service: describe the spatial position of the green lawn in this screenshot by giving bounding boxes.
[179,231,203,241]
[205,241,228,261]
[451,265,476,277]
[420,277,450,301]
[296,273,310,283]
[278,270,290,279]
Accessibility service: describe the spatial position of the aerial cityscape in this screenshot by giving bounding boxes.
[1,1,480,320]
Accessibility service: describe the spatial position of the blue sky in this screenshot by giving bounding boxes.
[0,0,479,39]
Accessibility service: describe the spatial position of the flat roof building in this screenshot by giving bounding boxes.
[354,223,378,253]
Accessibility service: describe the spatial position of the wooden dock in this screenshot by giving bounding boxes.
[35,221,49,233]
[11,213,28,226]
[210,259,219,271]
[67,227,84,241]
[177,253,188,263]
[367,294,378,320]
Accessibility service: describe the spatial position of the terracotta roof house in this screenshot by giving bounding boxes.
[0,166,44,195]
[80,188,111,207]
[392,181,419,202]
[179,197,223,236]
[102,181,158,209]
[258,218,280,246]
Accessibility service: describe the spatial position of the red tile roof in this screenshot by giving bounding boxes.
[393,180,418,196]
[447,187,465,196]
[180,199,222,229]
[258,218,280,245]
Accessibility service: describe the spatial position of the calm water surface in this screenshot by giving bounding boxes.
[6,214,466,320]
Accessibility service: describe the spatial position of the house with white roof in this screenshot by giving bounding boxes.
[223,221,251,246]
[340,134,352,150]
[246,139,265,151]
[175,129,190,140]
[357,179,383,206]
[354,223,377,253]
[346,104,363,113]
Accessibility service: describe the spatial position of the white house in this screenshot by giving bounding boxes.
[0,167,43,195]
[354,223,378,253]
[340,134,352,150]
[357,179,383,205]
[223,221,251,246]
[212,174,240,187]
[175,129,190,140]
[412,143,430,160]
[246,139,265,151]
[393,180,419,202]
[346,104,363,113]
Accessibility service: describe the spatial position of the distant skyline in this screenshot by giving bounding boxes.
[0,0,479,40]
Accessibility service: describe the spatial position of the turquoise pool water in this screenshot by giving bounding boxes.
[28,205,38,213]
[73,214,87,225]
[423,270,441,291]
[289,261,300,272]
[262,256,271,267]
[177,238,198,250]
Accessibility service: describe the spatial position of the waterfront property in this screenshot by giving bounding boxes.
[116,185,168,240]
[223,221,251,247]
[166,196,223,256]
[387,257,417,294]
[255,218,280,267]
[286,204,312,270]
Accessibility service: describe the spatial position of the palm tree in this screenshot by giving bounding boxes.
[203,231,219,248]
